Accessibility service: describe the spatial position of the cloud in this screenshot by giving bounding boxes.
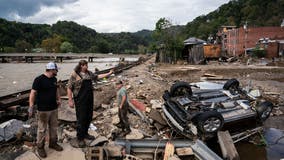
[0,0,230,32]
[0,0,78,19]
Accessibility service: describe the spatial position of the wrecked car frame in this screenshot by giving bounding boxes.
[162,79,274,139]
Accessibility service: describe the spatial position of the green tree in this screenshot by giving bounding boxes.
[15,39,32,52]
[60,41,73,53]
[41,34,63,53]
[152,18,184,63]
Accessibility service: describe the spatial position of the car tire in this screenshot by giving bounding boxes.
[163,90,171,101]
[223,78,239,90]
[256,101,273,122]
[196,111,224,134]
[170,81,192,97]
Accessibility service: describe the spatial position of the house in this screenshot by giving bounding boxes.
[218,26,284,57]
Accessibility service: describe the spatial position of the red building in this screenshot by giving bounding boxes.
[219,26,284,57]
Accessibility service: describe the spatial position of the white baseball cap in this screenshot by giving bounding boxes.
[46,62,58,70]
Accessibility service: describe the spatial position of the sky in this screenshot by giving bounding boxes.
[0,0,230,33]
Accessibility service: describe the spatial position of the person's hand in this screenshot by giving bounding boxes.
[109,69,114,74]
[68,99,75,108]
[57,99,62,107]
[28,107,34,118]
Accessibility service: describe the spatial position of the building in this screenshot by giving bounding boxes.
[219,26,284,57]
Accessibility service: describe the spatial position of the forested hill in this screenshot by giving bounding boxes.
[0,19,152,53]
[0,0,283,53]
[183,0,284,40]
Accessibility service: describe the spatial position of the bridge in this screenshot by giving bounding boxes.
[0,53,139,63]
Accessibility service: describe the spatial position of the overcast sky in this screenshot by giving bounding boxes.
[0,0,230,33]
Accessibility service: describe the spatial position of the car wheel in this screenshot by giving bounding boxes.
[196,111,224,134]
[256,101,274,122]
[163,90,171,101]
[170,81,192,97]
[223,78,239,90]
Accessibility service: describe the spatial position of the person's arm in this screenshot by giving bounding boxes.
[56,88,61,107]
[67,74,75,108]
[119,95,127,109]
[97,69,114,79]
[67,88,74,108]
[29,89,37,117]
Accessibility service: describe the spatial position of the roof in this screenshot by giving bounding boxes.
[184,37,206,45]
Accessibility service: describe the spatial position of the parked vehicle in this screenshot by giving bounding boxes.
[162,79,274,139]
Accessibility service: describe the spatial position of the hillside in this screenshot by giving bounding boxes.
[0,0,283,53]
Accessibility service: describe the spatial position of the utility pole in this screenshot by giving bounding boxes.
[243,21,248,56]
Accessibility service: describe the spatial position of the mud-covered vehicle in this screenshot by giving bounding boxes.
[162,79,274,139]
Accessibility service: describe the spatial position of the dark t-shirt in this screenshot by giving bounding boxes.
[32,74,58,111]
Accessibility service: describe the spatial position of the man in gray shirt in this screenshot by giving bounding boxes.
[115,80,131,136]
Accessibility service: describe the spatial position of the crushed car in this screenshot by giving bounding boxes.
[162,79,274,139]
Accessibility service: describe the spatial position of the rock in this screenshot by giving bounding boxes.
[112,115,120,125]
[93,111,102,119]
[101,104,110,109]
[273,108,283,116]
[22,141,35,150]
[150,99,163,109]
[63,129,76,138]
[15,151,40,160]
[104,143,123,157]
[16,143,85,160]
[58,101,77,122]
[0,119,23,142]
[148,109,167,125]
[145,107,151,113]
[154,122,165,131]
[126,128,144,139]
[126,85,132,90]
[136,90,147,99]
[89,136,108,147]
[109,107,118,115]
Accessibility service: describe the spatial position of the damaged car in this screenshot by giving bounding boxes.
[162,79,274,139]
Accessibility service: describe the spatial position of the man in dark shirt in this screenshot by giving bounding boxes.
[29,62,63,158]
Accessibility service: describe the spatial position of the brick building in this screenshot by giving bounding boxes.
[218,26,284,57]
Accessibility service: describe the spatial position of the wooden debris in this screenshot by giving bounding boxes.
[163,142,175,160]
[218,131,240,160]
[176,147,194,156]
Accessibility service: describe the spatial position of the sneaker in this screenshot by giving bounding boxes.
[37,147,47,158]
[49,143,63,151]
[85,134,95,140]
[78,139,86,148]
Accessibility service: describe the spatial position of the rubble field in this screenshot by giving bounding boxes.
[1,55,284,160]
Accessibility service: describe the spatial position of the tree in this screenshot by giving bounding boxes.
[15,39,32,52]
[60,41,73,53]
[41,34,63,53]
[152,18,184,63]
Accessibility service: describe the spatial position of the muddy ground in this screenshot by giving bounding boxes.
[1,55,284,159]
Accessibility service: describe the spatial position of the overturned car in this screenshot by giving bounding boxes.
[162,79,274,139]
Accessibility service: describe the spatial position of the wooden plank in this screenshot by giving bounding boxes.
[176,147,193,156]
[218,131,240,160]
[163,142,175,160]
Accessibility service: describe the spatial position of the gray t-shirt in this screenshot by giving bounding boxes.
[117,87,128,107]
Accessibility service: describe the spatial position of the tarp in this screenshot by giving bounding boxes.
[184,37,206,45]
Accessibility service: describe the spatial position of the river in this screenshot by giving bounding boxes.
[0,57,137,96]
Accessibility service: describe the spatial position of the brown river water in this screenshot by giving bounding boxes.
[0,58,137,96]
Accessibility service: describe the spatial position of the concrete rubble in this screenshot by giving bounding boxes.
[0,119,23,142]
